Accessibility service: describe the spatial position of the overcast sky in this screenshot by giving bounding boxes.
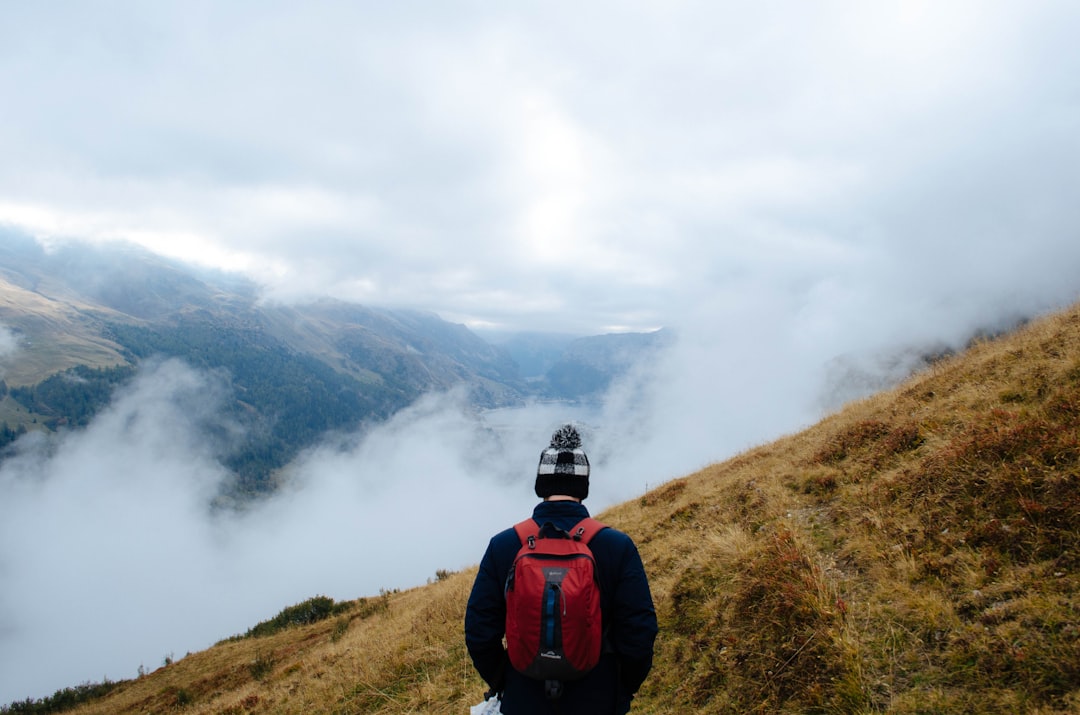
[3,1,1080,704]
[3,1,1079,336]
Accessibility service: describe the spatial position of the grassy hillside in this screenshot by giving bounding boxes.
[24,301,1080,714]
[0,279,131,386]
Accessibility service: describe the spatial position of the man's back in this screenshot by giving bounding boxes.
[465,499,657,714]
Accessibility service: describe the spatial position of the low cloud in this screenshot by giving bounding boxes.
[2,266,1079,701]
[0,360,595,702]
[0,324,18,370]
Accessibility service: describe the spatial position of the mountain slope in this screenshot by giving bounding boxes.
[0,236,659,491]
[0,268,131,386]
[541,329,672,399]
[0,237,631,495]
[489,329,672,399]
[30,300,1079,714]
[0,234,520,398]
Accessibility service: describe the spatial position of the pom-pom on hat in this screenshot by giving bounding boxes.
[535,424,590,500]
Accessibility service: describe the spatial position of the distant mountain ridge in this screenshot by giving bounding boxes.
[490,329,672,398]
[0,232,664,492]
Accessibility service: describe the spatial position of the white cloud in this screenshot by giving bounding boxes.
[1,2,1075,333]
[0,325,18,364]
[0,362,595,702]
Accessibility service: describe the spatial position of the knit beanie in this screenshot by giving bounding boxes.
[535,424,590,500]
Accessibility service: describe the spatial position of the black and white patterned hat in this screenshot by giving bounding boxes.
[535,424,590,500]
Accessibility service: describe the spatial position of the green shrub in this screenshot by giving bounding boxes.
[243,595,351,639]
[1,679,121,714]
[249,652,274,681]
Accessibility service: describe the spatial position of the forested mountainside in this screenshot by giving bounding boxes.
[0,234,661,493]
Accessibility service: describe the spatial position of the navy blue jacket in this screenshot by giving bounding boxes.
[465,501,657,714]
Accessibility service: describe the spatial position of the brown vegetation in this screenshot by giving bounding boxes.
[55,302,1080,714]
[0,279,131,387]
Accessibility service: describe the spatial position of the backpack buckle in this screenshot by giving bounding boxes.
[544,679,563,700]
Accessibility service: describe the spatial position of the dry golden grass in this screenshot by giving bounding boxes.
[43,301,1080,714]
[0,279,130,386]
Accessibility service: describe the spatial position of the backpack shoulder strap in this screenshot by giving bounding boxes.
[570,517,607,544]
[513,518,541,546]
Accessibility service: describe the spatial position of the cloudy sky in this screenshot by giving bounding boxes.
[2,1,1078,337]
[3,0,1080,704]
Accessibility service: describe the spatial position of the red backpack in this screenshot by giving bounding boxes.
[504,517,606,691]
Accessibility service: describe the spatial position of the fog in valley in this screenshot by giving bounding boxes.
[2,267,1078,700]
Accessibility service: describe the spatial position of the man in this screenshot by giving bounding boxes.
[465,424,658,714]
